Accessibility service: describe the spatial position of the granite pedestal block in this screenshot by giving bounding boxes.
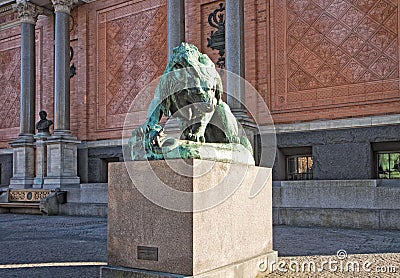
[43,136,80,189]
[101,159,277,277]
[33,137,47,188]
[9,141,35,189]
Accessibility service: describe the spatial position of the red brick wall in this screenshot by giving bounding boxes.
[186,0,400,125]
[269,0,400,124]
[0,12,54,148]
[82,0,168,141]
[0,0,399,147]
[185,0,270,123]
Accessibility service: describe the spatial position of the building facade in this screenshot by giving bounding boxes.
[0,0,399,227]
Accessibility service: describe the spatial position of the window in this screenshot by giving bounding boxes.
[377,152,400,179]
[287,155,313,180]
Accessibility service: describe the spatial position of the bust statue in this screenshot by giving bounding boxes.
[35,110,53,135]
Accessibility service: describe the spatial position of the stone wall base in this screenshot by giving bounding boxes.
[273,180,400,229]
[59,202,107,217]
[273,208,400,230]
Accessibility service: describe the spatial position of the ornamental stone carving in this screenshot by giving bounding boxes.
[51,0,78,14]
[12,0,44,25]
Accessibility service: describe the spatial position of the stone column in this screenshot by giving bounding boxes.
[9,0,43,189]
[225,0,245,115]
[225,0,256,147]
[52,0,78,136]
[44,0,80,189]
[167,0,185,58]
[165,0,185,138]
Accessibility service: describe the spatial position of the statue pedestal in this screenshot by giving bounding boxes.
[101,159,277,277]
[9,137,35,189]
[33,134,48,188]
[43,135,80,189]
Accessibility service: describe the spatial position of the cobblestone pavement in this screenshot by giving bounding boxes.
[0,214,399,277]
[0,214,107,278]
[269,226,400,277]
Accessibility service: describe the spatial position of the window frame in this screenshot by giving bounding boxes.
[376,151,400,179]
[286,154,313,181]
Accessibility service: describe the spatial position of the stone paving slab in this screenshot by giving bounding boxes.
[260,253,400,278]
[273,226,400,256]
[0,214,399,277]
[0,214,107,277]
[268,226,400,277]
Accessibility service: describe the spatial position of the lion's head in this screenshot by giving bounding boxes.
[155,43,223,118]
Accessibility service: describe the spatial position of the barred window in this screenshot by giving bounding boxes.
[287,155,313,180]
[377,152,400,179]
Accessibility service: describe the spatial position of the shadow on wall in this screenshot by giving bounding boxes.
[0,154,12,186]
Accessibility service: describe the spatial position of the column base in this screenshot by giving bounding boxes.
[9,177,34,189]
[230,109,257,153]
[33,178,44,189]
[43,177,80,189]
[11,134,35,145]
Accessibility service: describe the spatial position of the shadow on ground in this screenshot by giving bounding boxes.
[0,214,399,277]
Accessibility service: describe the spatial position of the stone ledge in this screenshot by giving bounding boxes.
[274,180,378,188]
[272,180,400,210]
[273,207,400,230]
[259,114,400,134]
[59,202,107,217]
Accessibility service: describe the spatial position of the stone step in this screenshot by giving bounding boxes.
[0,202,40,209]
[0,202,42,215]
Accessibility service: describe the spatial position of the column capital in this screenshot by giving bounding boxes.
[12,0,43,25]
[51,0,78,14]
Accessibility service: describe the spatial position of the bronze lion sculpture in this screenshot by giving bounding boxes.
[129,43,252,162]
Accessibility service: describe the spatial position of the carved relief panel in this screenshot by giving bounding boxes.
[95,0,167,132]
[0,40,20,130]
[272,0,399,114]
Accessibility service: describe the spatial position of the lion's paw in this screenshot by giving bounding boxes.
[186,133,206,143]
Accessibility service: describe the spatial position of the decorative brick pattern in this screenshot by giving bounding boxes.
[95,0,167,131]
[270,0,400,122]
[0,45,20,129]
[0,11,18,25]
[287,0,398,91]
[1,0,399,146]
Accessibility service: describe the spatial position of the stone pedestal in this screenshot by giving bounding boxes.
[43,136,80,189]
[101,159,277,277]
[9,139,35,189]
[33,134,48,188]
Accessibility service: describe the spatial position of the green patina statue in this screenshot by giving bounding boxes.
[129,43,254,164]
